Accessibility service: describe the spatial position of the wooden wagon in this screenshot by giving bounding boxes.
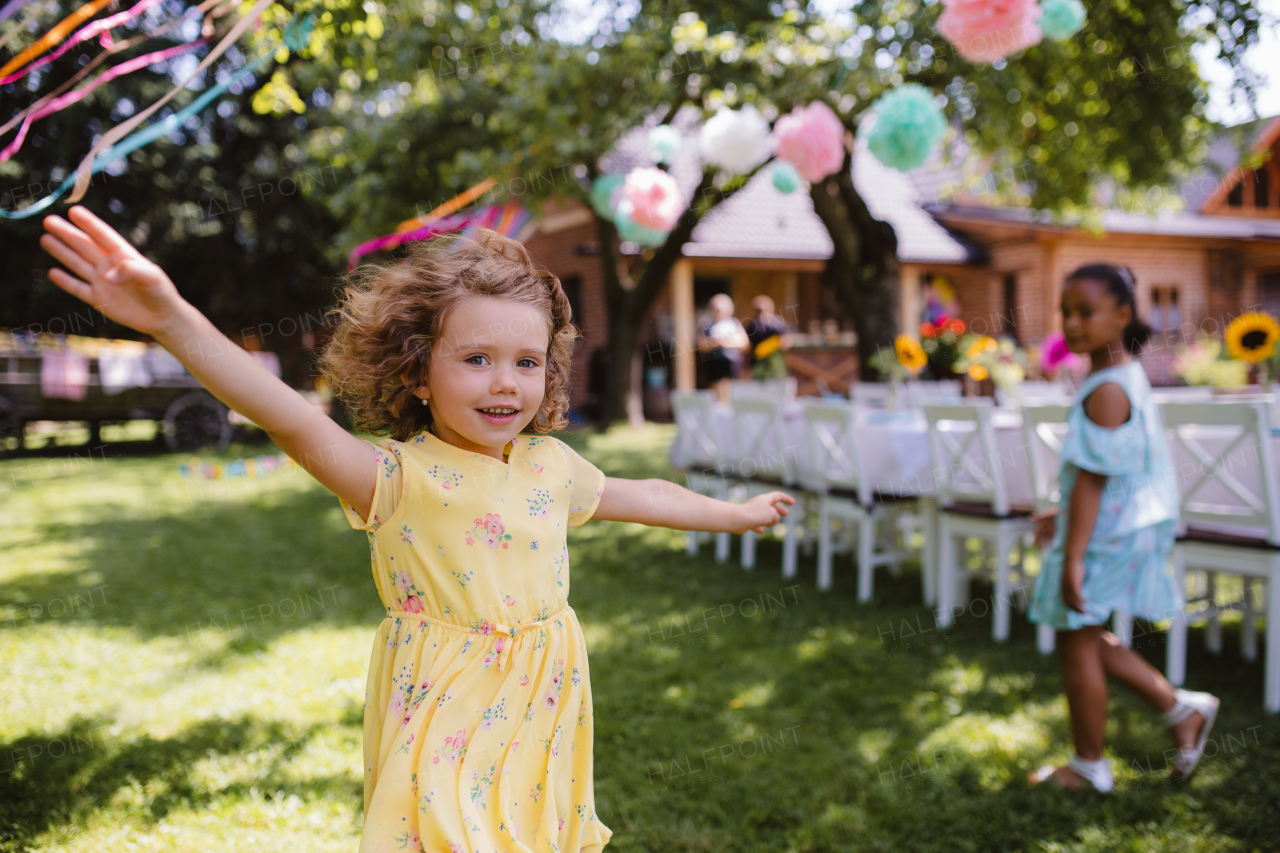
[0,341,232,454]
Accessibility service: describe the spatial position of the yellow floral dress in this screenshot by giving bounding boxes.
[339,428,612,853]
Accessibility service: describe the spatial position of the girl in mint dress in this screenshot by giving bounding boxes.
[1028,264,1219,793]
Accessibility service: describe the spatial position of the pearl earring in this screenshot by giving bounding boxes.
[421,397,428,406]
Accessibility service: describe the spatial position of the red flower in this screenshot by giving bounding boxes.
[949,319,966,334]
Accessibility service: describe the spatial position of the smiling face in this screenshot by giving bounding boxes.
[1060,277,1131,359]
[409,295,550,460]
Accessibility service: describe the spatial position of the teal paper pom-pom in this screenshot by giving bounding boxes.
[864,84,946,173]
[1038,0,1087,40]
[771,161,801,194]
[589,174,624,221]
[649,125,683,165]
[614,208,669,247]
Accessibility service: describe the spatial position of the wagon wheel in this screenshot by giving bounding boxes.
[162,391,232,452]
[0,394,22,454]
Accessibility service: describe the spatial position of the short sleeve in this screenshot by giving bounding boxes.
[1061,390,1146,477]
[558,439,606,527]
[339,439,405,531]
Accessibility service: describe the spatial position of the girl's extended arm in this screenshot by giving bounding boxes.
[1060,381,1132,613]
[39,206,378,519]
[592,476,794,534]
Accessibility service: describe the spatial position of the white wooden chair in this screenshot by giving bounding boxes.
[905,380,963,407]
[670,390,731,562]
[800,402,912,595]
[1019,404,1071,654]
[1161,400,1280,712]
[730,377,798,402]
[1151,386,1215,404]
[728,397,808,578]
[997,380,1071,407]
[925,400,1037,641]
[851,382,892,408]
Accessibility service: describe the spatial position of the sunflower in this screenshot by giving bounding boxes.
[895,335,928,371]
[1225,312,1280,363]
[966,335,999,361]
[968,364,989,381]
[753,334,781,359]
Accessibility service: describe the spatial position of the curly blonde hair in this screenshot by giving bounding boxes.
[317,228,579,442]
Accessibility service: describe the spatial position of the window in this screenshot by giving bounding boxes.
[1261,272,1280,319]
[1254,168,1271,209]
[1001,273,1019,343]
[560,275,584,331]
[1150,286,1181,334]
[1228,180,1244,207]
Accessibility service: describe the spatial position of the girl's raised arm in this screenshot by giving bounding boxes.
[39,205,378,520]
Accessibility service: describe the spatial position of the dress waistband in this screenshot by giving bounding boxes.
[383,602,572,671]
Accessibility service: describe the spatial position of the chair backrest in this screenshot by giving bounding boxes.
[729,397,796,484]
[923,399,1012,515]
[851,382,891,408]
[669,390,721,470]
[1151,386,1214,404]
[996,380,1071,407]
[730,377,797,402]
[1159,400,1280,545]
[1019,404,1071,512]
[905,380,962,407]
[801,401,870,504]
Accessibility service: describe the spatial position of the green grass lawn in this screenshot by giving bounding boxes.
[2,423,1278,852]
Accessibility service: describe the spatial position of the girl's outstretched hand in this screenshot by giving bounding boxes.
[739,491,796,534]
[40,205,187,338]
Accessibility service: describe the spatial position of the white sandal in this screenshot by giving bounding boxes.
[1162,688,1220,780]
[1030,754,1114,792]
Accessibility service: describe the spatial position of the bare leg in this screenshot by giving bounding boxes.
[1098,631,1203,751]
[1030,626,1108,788]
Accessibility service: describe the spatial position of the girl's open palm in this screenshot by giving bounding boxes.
[40,205,187,338]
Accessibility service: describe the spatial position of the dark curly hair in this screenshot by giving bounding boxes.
[317,228,579,442]
[1066,263,1152,355]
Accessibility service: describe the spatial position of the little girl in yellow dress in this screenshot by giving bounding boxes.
[37,206,795,852]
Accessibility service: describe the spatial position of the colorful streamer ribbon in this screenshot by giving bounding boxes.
[393,176,497,233]
[0,11,314,220]
[0,0,165,85]
[0,0,119,79]
[0,0,230,140]
[0,0,58,52]
[67,0,277,204]
[1,38,209,162]
[0,0,38,26]
[346,201,531,269]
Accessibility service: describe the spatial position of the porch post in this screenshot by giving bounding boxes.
[672,256,696,390]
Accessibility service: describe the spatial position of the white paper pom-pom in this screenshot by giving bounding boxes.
[699,105,775,175]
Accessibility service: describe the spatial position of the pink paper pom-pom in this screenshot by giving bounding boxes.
[618,167,682,232]
[773,101,846,184]
[937,0,1042,64]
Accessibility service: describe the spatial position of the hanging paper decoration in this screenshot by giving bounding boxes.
[648,125,682,165]
[937,0,1042,64]
[617,166,680,232]
[613,208,668,248]
[588,173,625,220]
[865,84,947,172]
[770,161,801,194]
[699,104,774,175]
[1037,0,1087,41]
[773,101,846,183]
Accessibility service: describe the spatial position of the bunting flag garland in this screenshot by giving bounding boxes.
[0,8,314,219]
[178,451,297,480]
